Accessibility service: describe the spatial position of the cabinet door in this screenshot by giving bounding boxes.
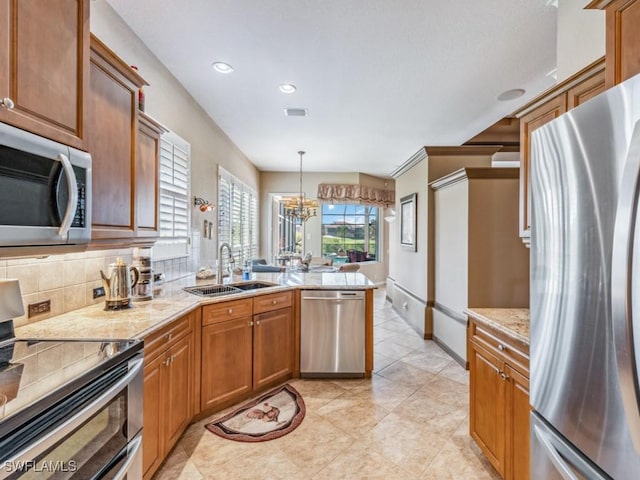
[136,114,162,237]
[567,69,606,110]
[507,365,530,480]
[604,0,640,86]
[519,94,567,241]
[142,354,164,480]
[165,333,193,452]
[88,52,136,239]
[201,317,253,410]
[469,340,507,477]
[253,307,293,390]
[0,0,88,150]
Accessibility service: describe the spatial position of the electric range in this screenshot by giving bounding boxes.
[0,320,143,479]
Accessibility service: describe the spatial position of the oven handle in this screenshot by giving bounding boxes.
[1,356,143,478]
[57,152,78,238]
[111,433,142,480]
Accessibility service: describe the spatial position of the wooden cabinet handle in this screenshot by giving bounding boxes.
[0,97,14,109]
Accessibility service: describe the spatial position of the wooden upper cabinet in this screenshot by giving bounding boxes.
[87,34,157,244]
[588,0,640,86]
[0,0,89,150]
[566,68,606,109]
[137,113,164,236]
[515,58,604,245]
[518,95,567,241]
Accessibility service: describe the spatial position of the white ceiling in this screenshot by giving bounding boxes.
[106,0,557,176]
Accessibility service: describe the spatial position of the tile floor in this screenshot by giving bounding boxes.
[155,289,501,479]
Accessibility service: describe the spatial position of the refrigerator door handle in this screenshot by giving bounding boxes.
[534,425,580,480]
[611,120,640,452]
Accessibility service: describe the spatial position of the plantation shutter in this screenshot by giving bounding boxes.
[159,132,190,238]
[218,167,258,272]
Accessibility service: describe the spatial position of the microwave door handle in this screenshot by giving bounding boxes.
[611,120,640,453]
[57,152,78,238]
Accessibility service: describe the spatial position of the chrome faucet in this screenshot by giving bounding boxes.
[217,242,235,284]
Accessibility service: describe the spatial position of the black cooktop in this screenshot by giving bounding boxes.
[0,337,142,433]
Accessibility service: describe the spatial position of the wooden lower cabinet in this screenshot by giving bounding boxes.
[143,313,195,480]
[253,307,293,390]
[201,316,253,410]
[469,319,530,480]
[469,341,507,477]
[507,365,530,480]
[200,293,294,413]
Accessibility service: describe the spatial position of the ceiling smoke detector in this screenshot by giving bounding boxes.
[284,108,308,117]
[279,84,297,94]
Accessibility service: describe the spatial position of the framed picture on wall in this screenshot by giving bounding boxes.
[400,193,417,251]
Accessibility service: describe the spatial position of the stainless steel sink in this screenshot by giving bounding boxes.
[183,284,242,297]
[183,281,277,297]
[231,281,277,291]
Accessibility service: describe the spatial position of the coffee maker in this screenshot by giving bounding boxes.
[132,248,153,301]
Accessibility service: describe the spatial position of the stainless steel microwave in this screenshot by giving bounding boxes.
[0,122,91,252]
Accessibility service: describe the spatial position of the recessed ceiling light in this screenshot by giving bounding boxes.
[279,84,297,94]
[212,62,234,74]
[497,88,526,101]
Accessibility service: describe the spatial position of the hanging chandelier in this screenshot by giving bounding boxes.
[283,151,318,222]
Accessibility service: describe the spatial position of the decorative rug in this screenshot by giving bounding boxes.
[205,384,306,442]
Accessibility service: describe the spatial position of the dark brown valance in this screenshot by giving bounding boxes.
[316,183,395,207]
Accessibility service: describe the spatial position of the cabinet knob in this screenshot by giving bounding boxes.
[163,356,171,366]
[0,97,14,110]
[497,344,505,352]
[256,320,260,326]
[228,308,233,315]
[249,321,254,327]
[499,371,509,381]
[165,333,173,341]
[272,300,277,305]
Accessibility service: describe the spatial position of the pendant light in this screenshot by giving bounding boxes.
[283,151,318,222]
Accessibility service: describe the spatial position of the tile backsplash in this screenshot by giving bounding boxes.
[2,235,202,328]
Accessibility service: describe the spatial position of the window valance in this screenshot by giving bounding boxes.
[316,183,395,207]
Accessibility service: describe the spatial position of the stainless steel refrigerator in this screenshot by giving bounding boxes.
[530,73,640,479]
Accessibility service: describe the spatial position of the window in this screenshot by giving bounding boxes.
[321,204,379,263]
[156,131,190,259]
[218,167,258,271]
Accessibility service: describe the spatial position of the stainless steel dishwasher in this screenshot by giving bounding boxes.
[300,289,365,377]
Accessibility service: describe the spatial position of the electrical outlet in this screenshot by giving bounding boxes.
[93,286,105,299]
[28,300,51,318]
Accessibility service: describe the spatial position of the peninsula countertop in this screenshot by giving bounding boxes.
[15,272,376,341]
[464,308,530,346]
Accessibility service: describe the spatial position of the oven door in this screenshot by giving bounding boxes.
[0,354,143,480]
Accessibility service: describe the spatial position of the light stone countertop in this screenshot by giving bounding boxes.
[464,308,530,346]
[15,271,376,341]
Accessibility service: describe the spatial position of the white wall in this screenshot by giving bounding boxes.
[556,1,605,81]
[388,159,428,299]
[91,1,260,269]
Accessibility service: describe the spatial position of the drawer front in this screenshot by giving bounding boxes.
[470,320,529,376]
[253,291,293,314]
[202,298,253,326]
[144,310,194,362]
